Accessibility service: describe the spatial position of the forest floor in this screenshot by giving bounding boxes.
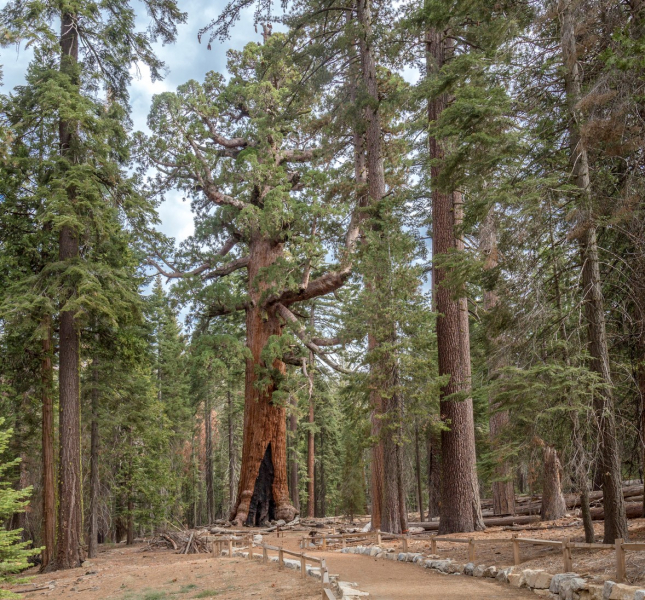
[8,517,645,599]
[6,545,322,600]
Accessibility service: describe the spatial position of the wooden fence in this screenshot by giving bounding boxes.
[212,534,334,599]
[303,530,643,583]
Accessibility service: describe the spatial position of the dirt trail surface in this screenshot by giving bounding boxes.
[317,550,536,599]
[5,546,321,600]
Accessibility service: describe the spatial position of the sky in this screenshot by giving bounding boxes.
[0,0,261,245]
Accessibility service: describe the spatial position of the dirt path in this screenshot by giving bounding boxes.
[266,532,536,599]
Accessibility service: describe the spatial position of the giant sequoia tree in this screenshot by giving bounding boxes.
[143,35,359,526]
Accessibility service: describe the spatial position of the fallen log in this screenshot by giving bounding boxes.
[409,501,644,531]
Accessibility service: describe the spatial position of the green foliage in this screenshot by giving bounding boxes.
[0,419,36,597]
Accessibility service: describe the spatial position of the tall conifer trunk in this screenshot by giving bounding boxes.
[88,354,100,558]
[205,397,214,524]
[427,28,483,534]
[357,0,407,534]
[55,13,84,569]
[289,395,300,512]
[41,316,55,569]
[480,211,515,516]
[307,354,315,518]
[228,389,236,511]
[230,235,296,526]
[559,0,627,543]
[426,427,441,518]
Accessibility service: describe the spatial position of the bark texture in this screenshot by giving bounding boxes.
[52,11,84,571]
[427,28,483,534]
[230,236,296,526]
[560,0,627,543]
[540,445,567,521]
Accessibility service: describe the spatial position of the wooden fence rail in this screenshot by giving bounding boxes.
[304,529,642,583]
[210,534,334,598]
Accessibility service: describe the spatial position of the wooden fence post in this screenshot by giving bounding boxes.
[431,537,437,555]
[228,539,233,557]
[616,539,625,583]
[301,554,307,579]
[468,538,475,563]
[279,548,284,570]
[402,537,408,553]
[562,539,573,572]
[322,536,327,551]
[321,559,329,590]
[512,535,520,566]
[263,546,268,564]
[342,537,346,550]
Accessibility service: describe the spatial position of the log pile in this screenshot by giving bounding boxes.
[147,531,212,554]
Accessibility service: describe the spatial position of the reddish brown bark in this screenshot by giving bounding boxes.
[427,28,482,535]
[41,316,55,569]
[230,236,296,526]
[50,11,84,571]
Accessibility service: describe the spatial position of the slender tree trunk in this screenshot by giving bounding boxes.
[41,316,55,569]
[127,498,134,545]
[88,353,100,558]
[356,0,407,534]
[307,373,315,519]
[415,426,424,521]
[230,235,296,526]
[560,0,628,543]
[205,397,214,525]
[427,28,482,534]
[228,388,236,512]
[288,395,300,512]
[320,430,326,517]
[639,349,645,518]
[53,11,84,571]
[541,445,567,521]
[426,427,441,519]
[480,211,515,516]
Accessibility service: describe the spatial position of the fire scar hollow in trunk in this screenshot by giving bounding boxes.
[230,237,298,526]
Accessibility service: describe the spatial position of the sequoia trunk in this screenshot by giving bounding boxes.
[230,235,296,526]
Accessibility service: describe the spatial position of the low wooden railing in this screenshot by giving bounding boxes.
[211,534,334,598]
[303,529,643,583]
